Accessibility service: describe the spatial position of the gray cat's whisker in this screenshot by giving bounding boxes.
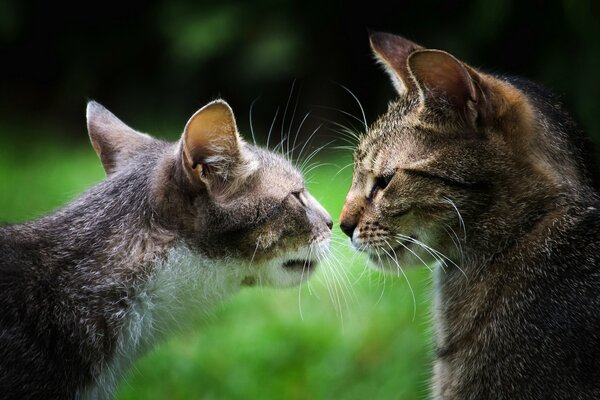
[265,106,280,150]
[248,96,260,146]
[289,111,312,158]
[280,79,297,157]
[303,162,337,177]
[337,82,368,130]
[299,140,335,174]
[296,124,323,167]
[325,251,356,307]
[285,85,301,160]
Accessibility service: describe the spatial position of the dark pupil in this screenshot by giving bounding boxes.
[370,175,392,199]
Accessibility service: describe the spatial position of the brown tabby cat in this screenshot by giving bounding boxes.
[340,32,600,399]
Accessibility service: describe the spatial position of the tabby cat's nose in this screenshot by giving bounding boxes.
[339,221,356,238]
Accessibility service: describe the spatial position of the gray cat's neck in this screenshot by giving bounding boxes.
[81,244,244,399]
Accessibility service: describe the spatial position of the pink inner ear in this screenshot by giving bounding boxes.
[183,101,240,169]
[408,50,478,107]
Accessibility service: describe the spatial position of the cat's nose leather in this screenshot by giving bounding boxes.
[339,221,356,238]
[325,217,333,230]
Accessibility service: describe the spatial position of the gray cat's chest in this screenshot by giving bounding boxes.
[82,244,244,399]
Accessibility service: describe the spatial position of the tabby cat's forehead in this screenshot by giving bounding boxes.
[355,96,420,171]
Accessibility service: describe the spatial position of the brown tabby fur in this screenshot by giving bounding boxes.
[340,32,600,399]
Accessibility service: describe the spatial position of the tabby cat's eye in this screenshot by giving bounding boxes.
[369,173,394,200]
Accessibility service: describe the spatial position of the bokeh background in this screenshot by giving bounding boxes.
[1,1,599,399]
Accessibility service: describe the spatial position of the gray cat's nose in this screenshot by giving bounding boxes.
[325,217,333,230]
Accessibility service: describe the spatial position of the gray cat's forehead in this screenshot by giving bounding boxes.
[249,145,304,185]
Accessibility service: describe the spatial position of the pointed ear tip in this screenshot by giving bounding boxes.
[368,31,387,46]
[207,98,233,111]
[86,100,107,120]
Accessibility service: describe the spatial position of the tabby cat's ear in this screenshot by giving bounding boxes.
[407,49,484,126]
[181,100,250,186]
[369,32,423,95]
[86,101,153,175]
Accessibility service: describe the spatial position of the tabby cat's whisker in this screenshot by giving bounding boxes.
[312,104,366,130]
[443,196,467,240]
[375,251,388,305]
[444,224,465,266]
[396,234,467,279]
[383,240,417,321]
[296,124,323,167]
[332,162,355,179]
[326,250,356,306]
[390,238,434,273]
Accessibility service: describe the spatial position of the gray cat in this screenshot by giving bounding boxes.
[0,100,332,399]
[340,32,600,399]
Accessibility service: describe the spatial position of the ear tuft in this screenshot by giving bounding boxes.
[369,31,423,95]
[86,101,152,175]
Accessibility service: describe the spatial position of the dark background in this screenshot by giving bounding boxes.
[2,0,599,148]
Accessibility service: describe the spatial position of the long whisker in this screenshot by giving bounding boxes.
[443,196,466,240]
[337,83,368,130]
[382,241,416,321]
[248,96,260,146]
[390,238,434,273]
[266,107,280,150]
[280,80,296,156]
[396,234,467,279]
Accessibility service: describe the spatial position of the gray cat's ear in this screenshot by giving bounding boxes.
[369,32,423,95]
[181,100,249,184]
[86,101,153,175]
[407,49,483,124]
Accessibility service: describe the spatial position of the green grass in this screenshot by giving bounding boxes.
[0,136,433,399]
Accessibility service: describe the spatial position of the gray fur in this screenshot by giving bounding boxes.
[0,100,332,399]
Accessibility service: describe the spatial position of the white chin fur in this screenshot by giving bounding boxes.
[257,237,331,288]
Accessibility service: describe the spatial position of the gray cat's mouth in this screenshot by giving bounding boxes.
[282,259,316,271]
